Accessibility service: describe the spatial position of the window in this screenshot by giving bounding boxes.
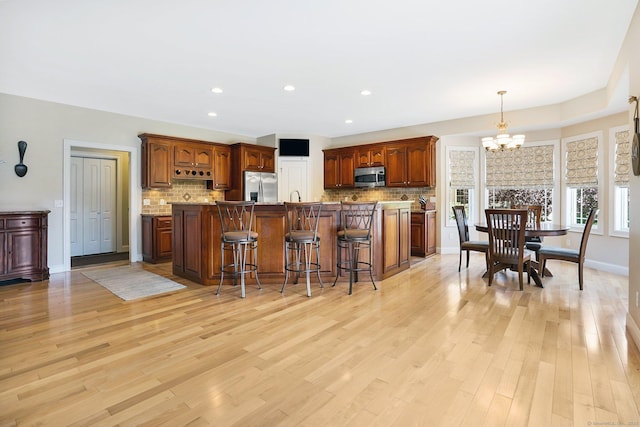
[610,125,630,236]
[485,143,556,222]
[446,147,477,226]
[562,132,601,230]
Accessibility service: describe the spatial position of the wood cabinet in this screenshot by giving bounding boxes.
[236,143,275,172]
[140,135,172,189]
[411,210,436,257]
[139,133,232,189]
[0,211,49,282]
[172,204,208,283]
[385,137,437,187]
[141,215,172,263]
[226,143,278,200]
[380,206,411,276]
[323,148,355,189]
[170,203,346,286]
[211,145,231,190]
[356,145,385,167]
[173,142,214,179]
[323,136,437,190]
[171,202,412,286]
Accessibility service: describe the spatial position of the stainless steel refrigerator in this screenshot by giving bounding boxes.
[244,171,278,202]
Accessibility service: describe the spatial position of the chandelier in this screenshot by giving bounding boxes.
[481,90,525,151]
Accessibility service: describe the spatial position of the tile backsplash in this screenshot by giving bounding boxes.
[143,182,437,215]
[322,187,436,211]
[142,180,225,215]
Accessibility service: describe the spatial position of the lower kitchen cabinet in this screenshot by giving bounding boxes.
[411,210,436,257]
[142,215,172,263]
[380,205,411,277]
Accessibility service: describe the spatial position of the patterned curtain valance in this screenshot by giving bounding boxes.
[449,150,476,189]
[614,129,630,187]
[565,137,598,188]
[485,145,554,189]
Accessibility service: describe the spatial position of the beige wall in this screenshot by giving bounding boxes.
[0,93,254,272]
[624,4,640,345]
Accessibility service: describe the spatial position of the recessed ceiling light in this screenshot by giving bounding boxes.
[345,119,353,124]
[207,112,217,117]
[360,90,372,96]
[283,85,295,92]
[211,87,223,94]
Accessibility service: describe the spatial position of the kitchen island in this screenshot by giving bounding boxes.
[171,201,412,287]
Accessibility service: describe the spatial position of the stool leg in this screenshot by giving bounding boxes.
[348,242,355,295]
[239,244,246,298]
[367,242,376,290]
[315,241,323,288]
[332,241,342,287]
[304,242,311,297]
[217,241,225,295]
[281,242,291,293]
[253,241,262,290]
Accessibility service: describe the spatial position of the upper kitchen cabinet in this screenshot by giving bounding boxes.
[234,143,276,172]
[385,136,438,187]
[356,145,386,168]
[225,143,277,200]
[211,145,231,190]
[140,133,233,189]
[324,148,355,189]
[140,134,173,189]
[173,142,214,179]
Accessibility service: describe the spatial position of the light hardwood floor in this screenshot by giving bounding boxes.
[0,254,638,426]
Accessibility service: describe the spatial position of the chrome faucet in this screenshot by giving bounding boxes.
[290,190,301,202]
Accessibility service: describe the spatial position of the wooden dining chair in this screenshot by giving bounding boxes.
[513,204,543,259]
[538,208,597,290]
[485,208,532,290]
[452,206,489,272]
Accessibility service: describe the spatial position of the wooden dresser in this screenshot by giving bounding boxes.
[0,211,50,282]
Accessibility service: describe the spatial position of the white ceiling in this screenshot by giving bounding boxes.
[1,0,637,138]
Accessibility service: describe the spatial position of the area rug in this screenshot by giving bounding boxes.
[82,265,186,301]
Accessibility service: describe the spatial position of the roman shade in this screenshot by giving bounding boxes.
[485,145,554,189]
[565,136,598,188]
[614,128,630,187]
[449,150,476,189]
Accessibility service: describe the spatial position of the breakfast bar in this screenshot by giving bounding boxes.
[171,201,412,286]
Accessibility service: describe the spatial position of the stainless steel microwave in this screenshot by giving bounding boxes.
[354,166,386,188]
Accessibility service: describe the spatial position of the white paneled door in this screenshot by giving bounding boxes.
[279,158,310,202]
[70,157,117,256]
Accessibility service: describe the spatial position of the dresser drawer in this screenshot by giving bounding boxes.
[6,217,40,229]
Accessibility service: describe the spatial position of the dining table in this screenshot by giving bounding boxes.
[475,222,569,287]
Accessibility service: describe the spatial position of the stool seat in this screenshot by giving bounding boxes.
[285,231,318,241]
[223,230,259,242]
[337,229,370,240]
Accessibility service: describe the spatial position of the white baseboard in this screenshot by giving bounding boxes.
[441,247,628,277]
[49,264,67,274]
[440,246,459,255]
[584,259,628,276]
[626,313,640,353]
